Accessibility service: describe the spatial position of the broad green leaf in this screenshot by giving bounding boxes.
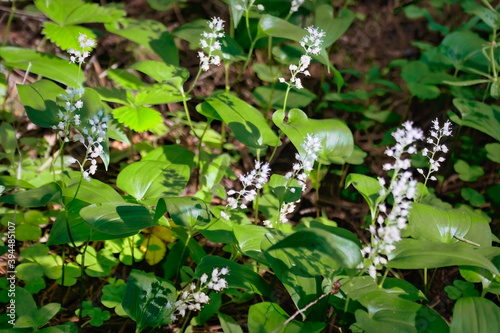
[76,247,119,277]
[462,2,500,30]
[0,176,34,190]
[253,85,316,110]
[0,122,16,154]
[17,80,66,127]
[354,291,449,333]
[80,203,156,237]
[452,99,500,142]
[268,174,302,204]
[438,31,488,72]
[63,177,123,205]
[388,239,499,274]
[122,270,176,331]
[107,68,145,90]
[233,224,270,264]
[0,182,61,207]
[203,92,279,148]
[15,224,42,242]
[13,288,40,329]
[113,105,163,132]
[485,143,500,163]
[105,18,179,66]
[454,159,485,182]
[252,63,281,83]
[461,188,486,207]
[142,144,195,169]
[273,108,354,164]
[259,15,306,42]
[117,161,189,205]
[202,154,230,190]
[409,203,491,246]
[345,174,383,214]
[450,297,500,333]
[218,312,243,333]
[195,256,273,298]
[248,302,326,333]
[0,47,84,87]
[315,6,354,47]
[129,61,189,90]
[156,197,211,228]
[267,228,362,269]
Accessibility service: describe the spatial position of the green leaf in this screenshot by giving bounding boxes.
[444,280,479,300]
[195,256,273,297]
[315,6,354,47]
[135,84,184,105]
[0,182,61,207]
[218,313,243,333]
[409,203,491,246]
[233,224,270,264]
[76,248,119,277]
[248,302,326,333]
[142,144,195,169]
[17,80,66,127]
[461,188,486,207]
[273,108,354,165]
[485,143,500,163]
[388,239,499,274]
[354,291,449,333]
[113,105,163,132]
[452,99,500,142]
[252,63,282,83]
[42,23,96,51]
[35,0,123,26]
[0,122,16,154]
[202,92,279,148]
[156,197,211,228]
[345,174,383,215]
[117,161,189,205]
[122,270,176,331]
[15,224,42,242]
[0,47,84,87]
[147,0,183,11]
[202,154,230,190]
[268,174,302,204]
[267,228,362,269]
[253,85,316,110]
[259,15,306,42]
[450,297,500,333]
[129,60,189,90]
[80,203,156,237]
[105,18,179,66]
[438,31,488,72]
[63,177,124,205]
[454,159,485,182]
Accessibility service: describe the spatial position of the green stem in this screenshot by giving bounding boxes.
[186,67,203,95]
[235,38,258,83]
[377,269,390,289]
[315,161,322,218]
[177,232,192,280]
[2,0,16,47]
[78,232,92,326]
[181,91,198,138]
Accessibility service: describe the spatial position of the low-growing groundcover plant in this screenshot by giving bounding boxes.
[0,0,499,332]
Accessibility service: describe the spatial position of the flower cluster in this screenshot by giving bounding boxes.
[264,134,321,227]
[285,134,322,190]
[168,267,229,321]
[234,0,264,11]
[417,118,452,184]
[289,0,305,13]
[279,26,324,90]
[222,161,271,220]
[68,33,95,64]
[199,17,225,71]
[360,121,422,280]
[71,110,110,182]
[300,26,325,56]
[52,88,85,141]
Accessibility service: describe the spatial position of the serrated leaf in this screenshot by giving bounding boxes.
[42,23,95,51]
[113,105,163,132]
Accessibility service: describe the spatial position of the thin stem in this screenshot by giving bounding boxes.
[2,0,16,47]
[234,38,258,83]
[377,269,390,289]
[315,161,322,218]
[181,91,198,139]
[186,67,203,95]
